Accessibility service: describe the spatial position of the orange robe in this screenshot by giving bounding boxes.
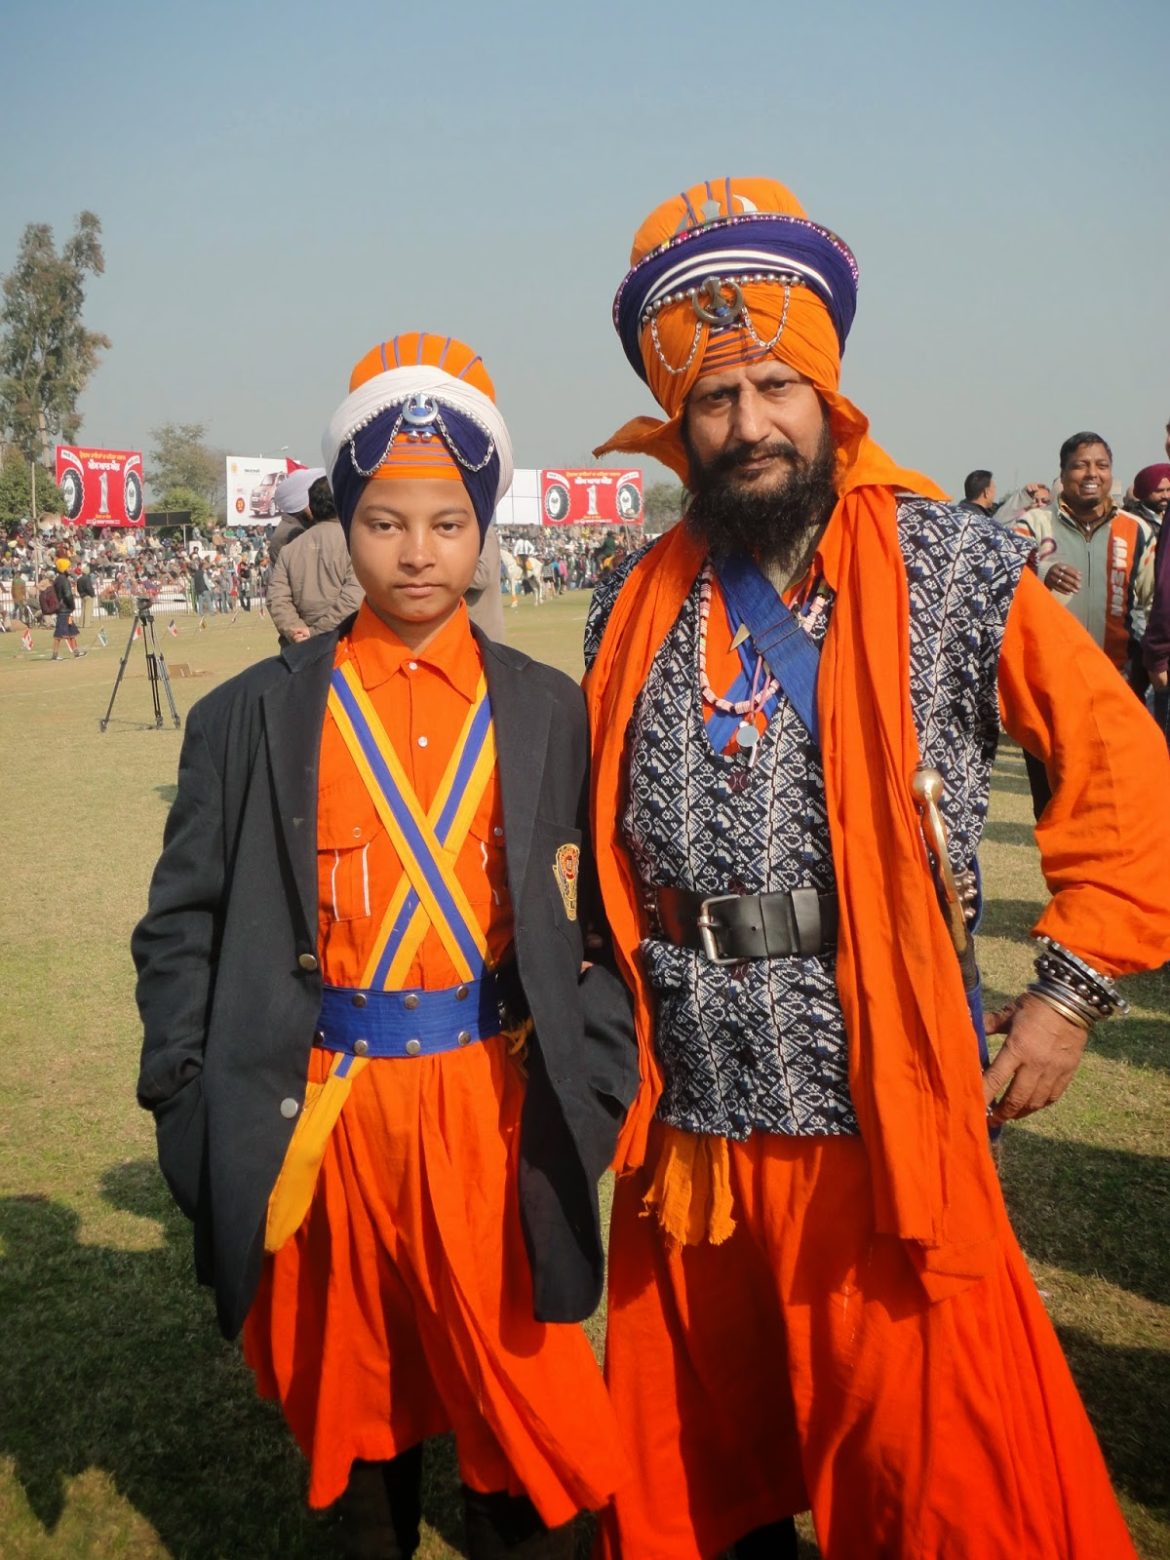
[243,602,625,1519]
[589,518,1169,1559]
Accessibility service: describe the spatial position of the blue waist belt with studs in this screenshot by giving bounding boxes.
[314,967,524,1059]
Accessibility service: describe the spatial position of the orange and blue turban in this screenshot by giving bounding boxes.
[323,332,513,537]
[597,177,884,485]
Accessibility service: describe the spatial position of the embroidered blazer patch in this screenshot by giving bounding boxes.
[553,843,580,921]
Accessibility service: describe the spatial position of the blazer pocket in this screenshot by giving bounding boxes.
[154,1074,206,1222]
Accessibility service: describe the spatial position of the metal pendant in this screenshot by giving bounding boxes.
[693,276,745,326]
[736,720,759,751]
[402,392,439,429]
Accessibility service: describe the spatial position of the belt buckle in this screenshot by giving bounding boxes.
[696,894,741,965]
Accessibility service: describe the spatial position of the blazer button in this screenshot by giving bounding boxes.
[455,985,469,1001]
[353,1038,369,1057]
[280,1097,299,1119]
[298,953,319,972]
[403,993,420,1011]
[352,992,367,1008]
[457,1030,471,1046]
[405,1038,422,1057]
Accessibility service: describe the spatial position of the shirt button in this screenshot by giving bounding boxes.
[297,953,318,972]
[493,827,504,839]
[407,660,418,671]
[280,1097,299,1119]
[352,826,362,839]
[417,735,428,748]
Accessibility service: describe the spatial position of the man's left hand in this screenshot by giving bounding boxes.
[981,992,1089,1123]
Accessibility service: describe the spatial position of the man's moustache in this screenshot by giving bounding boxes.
[706,441,804,478]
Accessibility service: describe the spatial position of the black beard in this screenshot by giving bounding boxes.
[685,421,837,572]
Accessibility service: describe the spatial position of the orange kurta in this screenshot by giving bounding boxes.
[243,603,624,1518]
[589,529,1162,1559]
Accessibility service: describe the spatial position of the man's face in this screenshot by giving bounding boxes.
[1060,443,1112,513]
[683,360,837,568]
[684,360,829,492]
[347,479,481,636]
[1146,477,1170,515]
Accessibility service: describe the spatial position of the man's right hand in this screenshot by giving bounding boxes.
[289,625,311,643]
[1045,562,1082,595]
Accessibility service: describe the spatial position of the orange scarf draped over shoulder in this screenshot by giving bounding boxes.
[586,460,1005,1301]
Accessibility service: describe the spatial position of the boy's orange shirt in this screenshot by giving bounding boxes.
[315,601,514,989]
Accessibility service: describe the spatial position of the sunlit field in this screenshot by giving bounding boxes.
[1,594,1166,1558]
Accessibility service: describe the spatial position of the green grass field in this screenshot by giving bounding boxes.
[1,596,1166,1559]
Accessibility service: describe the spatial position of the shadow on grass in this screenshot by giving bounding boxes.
[980,819,1037,850]
[0,1163,608,1558]
[1089,1015,1170,1076]
[1056,1327,1170,1516]
[0,1164,336,1558]
[976,896,1044,941]
[1001,1130,1169,1306]
[987,772,1037,799]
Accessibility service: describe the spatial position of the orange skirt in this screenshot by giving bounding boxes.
[597,1128,1136,1560]
[243,1036,626,1520]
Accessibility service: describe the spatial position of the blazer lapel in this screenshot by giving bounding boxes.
[479,634,550,904]
[261,637,335,936]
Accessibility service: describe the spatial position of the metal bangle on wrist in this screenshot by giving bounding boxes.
[1029,937,1129,1026]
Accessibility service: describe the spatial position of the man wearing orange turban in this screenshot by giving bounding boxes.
[585,178,1170,1558]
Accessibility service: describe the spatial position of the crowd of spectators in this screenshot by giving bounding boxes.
[0,522,277,628]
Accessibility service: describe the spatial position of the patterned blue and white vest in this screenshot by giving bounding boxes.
[585,499,1033,1140]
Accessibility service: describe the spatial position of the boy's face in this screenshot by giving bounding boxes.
[348,479,481,642]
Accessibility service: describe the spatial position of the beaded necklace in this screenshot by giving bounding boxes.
[697,565,778,763]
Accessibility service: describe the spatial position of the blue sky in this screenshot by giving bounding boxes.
[3,0,1167,498]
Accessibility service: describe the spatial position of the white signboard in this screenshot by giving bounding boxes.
[225,454,298,526]
[493,468,541,527]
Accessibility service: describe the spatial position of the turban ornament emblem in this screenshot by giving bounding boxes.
[692,276,744,326]
[402,393,439,442]
[642,271,801,378]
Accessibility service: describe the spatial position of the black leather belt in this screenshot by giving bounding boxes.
[655,886,838,964]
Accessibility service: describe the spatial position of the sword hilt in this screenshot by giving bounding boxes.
[911,766,969,956]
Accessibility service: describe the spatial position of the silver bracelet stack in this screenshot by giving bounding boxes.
[1027,937,1129,1030]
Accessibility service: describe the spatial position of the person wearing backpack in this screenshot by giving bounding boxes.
[49,559,85,660]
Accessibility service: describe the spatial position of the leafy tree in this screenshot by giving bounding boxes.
[153,483,213,528]
[643,480,687,535]
[150,422,223,512]
[0,446,64,534]
[0,212,110,465]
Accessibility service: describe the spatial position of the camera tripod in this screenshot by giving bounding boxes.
[99,600,182,731]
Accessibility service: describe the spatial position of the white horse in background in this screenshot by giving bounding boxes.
[499,546,523,609]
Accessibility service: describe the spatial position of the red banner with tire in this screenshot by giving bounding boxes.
[55,446,145,527]
[540,468,643,526]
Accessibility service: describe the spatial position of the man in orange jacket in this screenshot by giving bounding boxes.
[584,177,1170,1559]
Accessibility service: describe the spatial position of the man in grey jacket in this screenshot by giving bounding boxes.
[267,477,363,646]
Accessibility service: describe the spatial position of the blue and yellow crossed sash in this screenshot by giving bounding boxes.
[265,659,497,1252]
